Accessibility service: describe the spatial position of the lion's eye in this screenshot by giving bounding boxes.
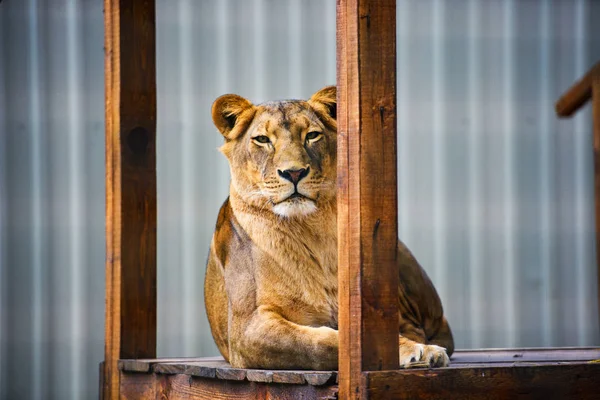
[253,135,271,144]
[306,131,322,142]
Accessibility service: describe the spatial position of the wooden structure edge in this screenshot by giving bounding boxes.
[119,373,340,400]
[337,0,399,398]
[362,363,600,400]
[555,62,600,117]
[103,0,158,399]
[113,348,600,400]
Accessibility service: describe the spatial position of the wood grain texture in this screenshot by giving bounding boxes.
[120,358,338,386]
[271,371,306,385]
[450,347,600,364]
[337,0,399,399]
[245,370,274,383]
[117,350,600,399]
[119,372,156,400]
[555,62,600,117]
[120,372,340,400]
[216,366,247,381]
[104,0,157,399]
[363,363,600,400]
[154,363,188,375]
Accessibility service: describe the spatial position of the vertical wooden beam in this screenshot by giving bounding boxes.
[337,1,399,399]
[103,0,157,399]
[593,78,600,328]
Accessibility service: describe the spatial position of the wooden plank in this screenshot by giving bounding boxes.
[184,363,221,379]
[119,372,156,400]
[154,363,188,375]
[121,358,338,386]
[445,361,600,369]
[271,371,306,385]
[555,62,600,117]
[363,363,600,400]
[337,0,399,399]
[153,360,229,379]
[450,347,600,364]
[103,0,157,399]
[118,357,225,373]
[158,374,260,400]
[215,366,247,381]
[120,372,340,400]
[245,370,273,384]
[119,360,152,373]
[336,1,357,396]
[594,77,600,331]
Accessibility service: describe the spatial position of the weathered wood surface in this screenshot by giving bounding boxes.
[364,363,600,400]
[119,372,156,400]
[118,349,600,399]
[337,0,399,398]
[118,347,600,376]
[118,357,225,374]
[103,0,157,399]
[120,372,339,400]
[119,358,337,386]
[450,347,600,363]
[555,61,600,117]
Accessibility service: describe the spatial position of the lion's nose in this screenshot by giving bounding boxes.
[278,167,309,185]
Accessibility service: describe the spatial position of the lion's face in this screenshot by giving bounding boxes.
[212,87,337,217]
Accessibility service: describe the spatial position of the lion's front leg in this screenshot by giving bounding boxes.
[228,305,338,370]
[399,336,449,368]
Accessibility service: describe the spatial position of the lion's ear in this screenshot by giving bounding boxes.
[212,94,256,140]
[308,85,336,123]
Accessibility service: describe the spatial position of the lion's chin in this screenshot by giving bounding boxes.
[272,199,317,218]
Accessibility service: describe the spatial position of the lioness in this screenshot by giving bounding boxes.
[205,86,454,370]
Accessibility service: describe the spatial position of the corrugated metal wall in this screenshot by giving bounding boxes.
[0,0,598,398]
[397,0,600,349]
[1,1,105,399]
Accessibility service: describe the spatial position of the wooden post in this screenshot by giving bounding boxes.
[337,1,399,399]
[555,61,600,333]
[103,1,157,399]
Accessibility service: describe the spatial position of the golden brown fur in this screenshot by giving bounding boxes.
[205,86,454,370]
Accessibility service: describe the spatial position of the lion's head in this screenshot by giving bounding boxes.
[212,86,337,218]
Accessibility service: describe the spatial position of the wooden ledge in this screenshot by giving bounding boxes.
[118,358,339,400]
[364,363,600,400]
[118,357,337,386]
[117,348,600,399]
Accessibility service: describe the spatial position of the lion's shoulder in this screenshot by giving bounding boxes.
[212,197,251,268]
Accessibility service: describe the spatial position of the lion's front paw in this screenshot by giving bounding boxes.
[399,339,449,368]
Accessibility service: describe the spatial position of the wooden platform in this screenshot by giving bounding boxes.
[101,1,600,398]
[117,348,600,399]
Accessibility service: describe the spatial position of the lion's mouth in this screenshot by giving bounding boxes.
[287,192,305,200]
[275,191,315,204]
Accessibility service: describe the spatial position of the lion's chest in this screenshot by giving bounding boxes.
[257,241,339,329]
